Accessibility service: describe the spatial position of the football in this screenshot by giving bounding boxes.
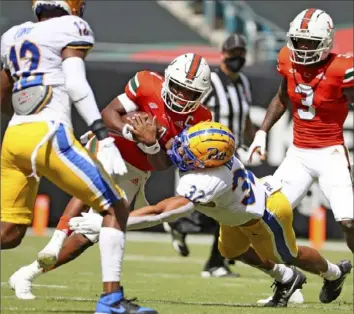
[120,111,154,125]
[111,111,165,141]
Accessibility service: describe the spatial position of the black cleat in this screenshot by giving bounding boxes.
[163,222,189,257]
[319,260,352,304]
[264,267,307,307]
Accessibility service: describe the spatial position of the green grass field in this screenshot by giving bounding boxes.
[1,233,353,314]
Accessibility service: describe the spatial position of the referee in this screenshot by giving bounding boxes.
[164,33,257,277]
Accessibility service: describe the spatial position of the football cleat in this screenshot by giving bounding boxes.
[201,266,240,278]
[95,288,157,314]
[257,289,304,305]
[9,265,40,300]
[319,260,352,304]
[163,222,189,257]
[264,267,307,307]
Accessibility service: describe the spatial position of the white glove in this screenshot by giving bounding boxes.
[80,130,94,146]
[247,130,267,163]
[96,137,128,176]
[69,212,103,234]
[122,124,135,142]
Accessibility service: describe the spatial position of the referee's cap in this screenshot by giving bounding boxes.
[222,33,247,52]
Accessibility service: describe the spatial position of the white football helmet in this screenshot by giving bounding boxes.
[162,53,211,114]
[32,1,86,18]
[287,8,334,65]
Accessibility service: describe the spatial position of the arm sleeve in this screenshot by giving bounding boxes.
[176,171,228,204]
[62,57,101,126]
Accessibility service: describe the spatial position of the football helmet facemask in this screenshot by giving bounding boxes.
[287,8,334,65]
[162,53,211,114]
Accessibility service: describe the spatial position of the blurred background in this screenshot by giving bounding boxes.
[1,1,353,240]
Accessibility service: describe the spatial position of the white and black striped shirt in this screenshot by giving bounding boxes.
[202,69,252,145]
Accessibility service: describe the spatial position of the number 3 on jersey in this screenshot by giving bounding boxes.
[295,84,315,120]
[9,40,43,92]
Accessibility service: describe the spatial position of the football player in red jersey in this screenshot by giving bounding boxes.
[248,8,353,303]
[9,53,213,299]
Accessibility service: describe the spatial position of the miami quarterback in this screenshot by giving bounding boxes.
[248,9,354,257]
[0,1,157,313]
[9,54,212,300]
[72,121,352,307]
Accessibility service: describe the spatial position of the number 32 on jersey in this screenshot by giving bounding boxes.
[295,84,315,120]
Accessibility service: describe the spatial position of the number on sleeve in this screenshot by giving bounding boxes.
[185,185,206,203]
[9,40,43,92]
[295,84,315,120]
[232,168,256,205]
[74,21,90,36]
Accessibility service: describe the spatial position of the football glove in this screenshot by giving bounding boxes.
[69,212,103,234]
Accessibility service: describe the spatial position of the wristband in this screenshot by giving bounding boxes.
[90,119,108,141]
[122,124,135,142]
[141,141,161,155]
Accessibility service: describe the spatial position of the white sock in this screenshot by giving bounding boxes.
[321,260,341,281]
[26,261,43,278]
[42,230,67,252]
[265,264,294,283]
[99,227,125,282]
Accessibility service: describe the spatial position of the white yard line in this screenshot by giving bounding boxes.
[1,282,67,289]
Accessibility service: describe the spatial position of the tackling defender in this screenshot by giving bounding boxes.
[9,53,212,299]
[0,1,156,313]
[248,9,354,253]
[71,121,352,307]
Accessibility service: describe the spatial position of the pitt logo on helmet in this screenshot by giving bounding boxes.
[32,0,86,17]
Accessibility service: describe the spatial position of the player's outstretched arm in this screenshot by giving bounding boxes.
[0,69,14,116]
[126,196,195,230]
[61,48,127,175]
[260,77,289,133]
[247,78,289,163]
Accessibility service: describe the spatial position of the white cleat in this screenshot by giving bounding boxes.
[9,266,37,300]
[257,289,305,304]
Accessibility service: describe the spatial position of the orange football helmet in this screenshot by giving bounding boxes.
[32,0,86,17]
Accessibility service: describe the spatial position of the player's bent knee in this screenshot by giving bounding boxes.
[218,242,244,260]
[0,222,27,249]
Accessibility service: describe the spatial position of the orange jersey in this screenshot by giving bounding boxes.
[277,47,354,148]
[112,71,212,171]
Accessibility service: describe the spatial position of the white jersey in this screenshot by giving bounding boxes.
[1,15,94,128]
[176,156,266,226]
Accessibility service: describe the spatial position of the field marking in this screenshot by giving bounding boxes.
[1,282,67,289]
[2,296,352,312]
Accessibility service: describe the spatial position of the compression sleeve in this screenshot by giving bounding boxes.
[62,57,102,126]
